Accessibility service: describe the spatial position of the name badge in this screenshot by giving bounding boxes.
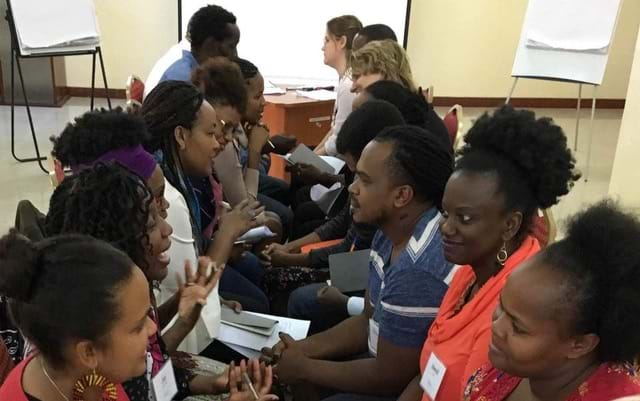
[152,359,178,401]
[420,352,447,400]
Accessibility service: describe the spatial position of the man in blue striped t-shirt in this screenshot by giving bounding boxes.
[264,123,454,401]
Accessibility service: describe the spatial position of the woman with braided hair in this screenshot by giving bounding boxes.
[399,106,580,401]
[141,80,270,313]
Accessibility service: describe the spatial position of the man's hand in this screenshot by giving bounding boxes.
[272,334,311,385]
[267,134,297,155]
[286,163,327,186]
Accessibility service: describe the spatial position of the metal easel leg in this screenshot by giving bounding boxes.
[574,84,582,151]
[584,86,597,182]
[506,77,519,105]
[13,51,49,173]
[10,47,18,161]
[97,47,111,110]
[90,51,97,110]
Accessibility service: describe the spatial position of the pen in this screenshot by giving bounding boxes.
[242,372,260,400]
[297,86,335,91]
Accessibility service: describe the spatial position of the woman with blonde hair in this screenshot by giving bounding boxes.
[350,39,417,93]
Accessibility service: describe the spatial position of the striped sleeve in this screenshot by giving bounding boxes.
[377,266,449,349]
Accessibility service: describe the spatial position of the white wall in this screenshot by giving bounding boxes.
[609,23,640,209]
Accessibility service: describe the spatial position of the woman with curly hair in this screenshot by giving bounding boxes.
[51,108,169,217]
[464,201,640,400]
[398,106,580,401]
[45,163,273,401]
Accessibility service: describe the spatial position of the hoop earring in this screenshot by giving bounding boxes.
[73,369,117,401]
[496,242,508,266]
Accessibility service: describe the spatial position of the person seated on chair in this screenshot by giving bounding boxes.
[141,81,270,314]
[352,23,398,51]
[313,15,362,157]
[260,100,401,320]
[145,4,239,96]
[45,163,220,399]
[463,201,640,401]
[261,124,455,401]
[282,95,453,334]
[235,57,294,210]
[0,231,274,401]
[350,39,417,94]
[191,57,292,241]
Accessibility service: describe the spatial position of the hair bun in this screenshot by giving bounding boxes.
[461,105,580,209]
[0,229,39,301]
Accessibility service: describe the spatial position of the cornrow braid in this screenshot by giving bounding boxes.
[235,57,259,80]
[374,125,453,209]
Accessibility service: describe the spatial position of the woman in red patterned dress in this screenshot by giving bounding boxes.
[464,201,640,401]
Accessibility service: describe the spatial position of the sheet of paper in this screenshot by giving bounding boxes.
[226,343,262,359]
[310,182,341,202]
[264,80,286,95]
[160,287,221,354]
[289,145,334,174]
[218,312,310,352]
[235,226,275,244]
[319,156,346,174]
[295,89,337,101]
[10,0,100,50]
[525,0,620,52]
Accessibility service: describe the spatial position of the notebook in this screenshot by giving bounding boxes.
[328,249,371,293]
[220,306,278,337]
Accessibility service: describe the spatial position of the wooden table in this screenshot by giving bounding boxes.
[263,91,335,179]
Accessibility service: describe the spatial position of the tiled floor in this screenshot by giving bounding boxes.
[0,99,623,236]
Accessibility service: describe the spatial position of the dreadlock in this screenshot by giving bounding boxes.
[374,125,454,209]
[140,80,205,251]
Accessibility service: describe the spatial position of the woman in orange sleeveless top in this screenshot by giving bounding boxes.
[398,106,579,401]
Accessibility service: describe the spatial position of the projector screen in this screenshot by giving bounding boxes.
[180,0,410,85]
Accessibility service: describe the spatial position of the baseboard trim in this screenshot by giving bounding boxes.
[58,87,626,109]
[0,94,70,108]
[432,97,625,109]
[61,86,126,99]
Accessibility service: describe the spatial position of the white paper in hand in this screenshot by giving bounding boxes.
[235,226,275,244]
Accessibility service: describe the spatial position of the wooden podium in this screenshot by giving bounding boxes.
[262,91,335,180]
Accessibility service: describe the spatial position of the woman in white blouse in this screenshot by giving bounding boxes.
[314,15,363,156]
